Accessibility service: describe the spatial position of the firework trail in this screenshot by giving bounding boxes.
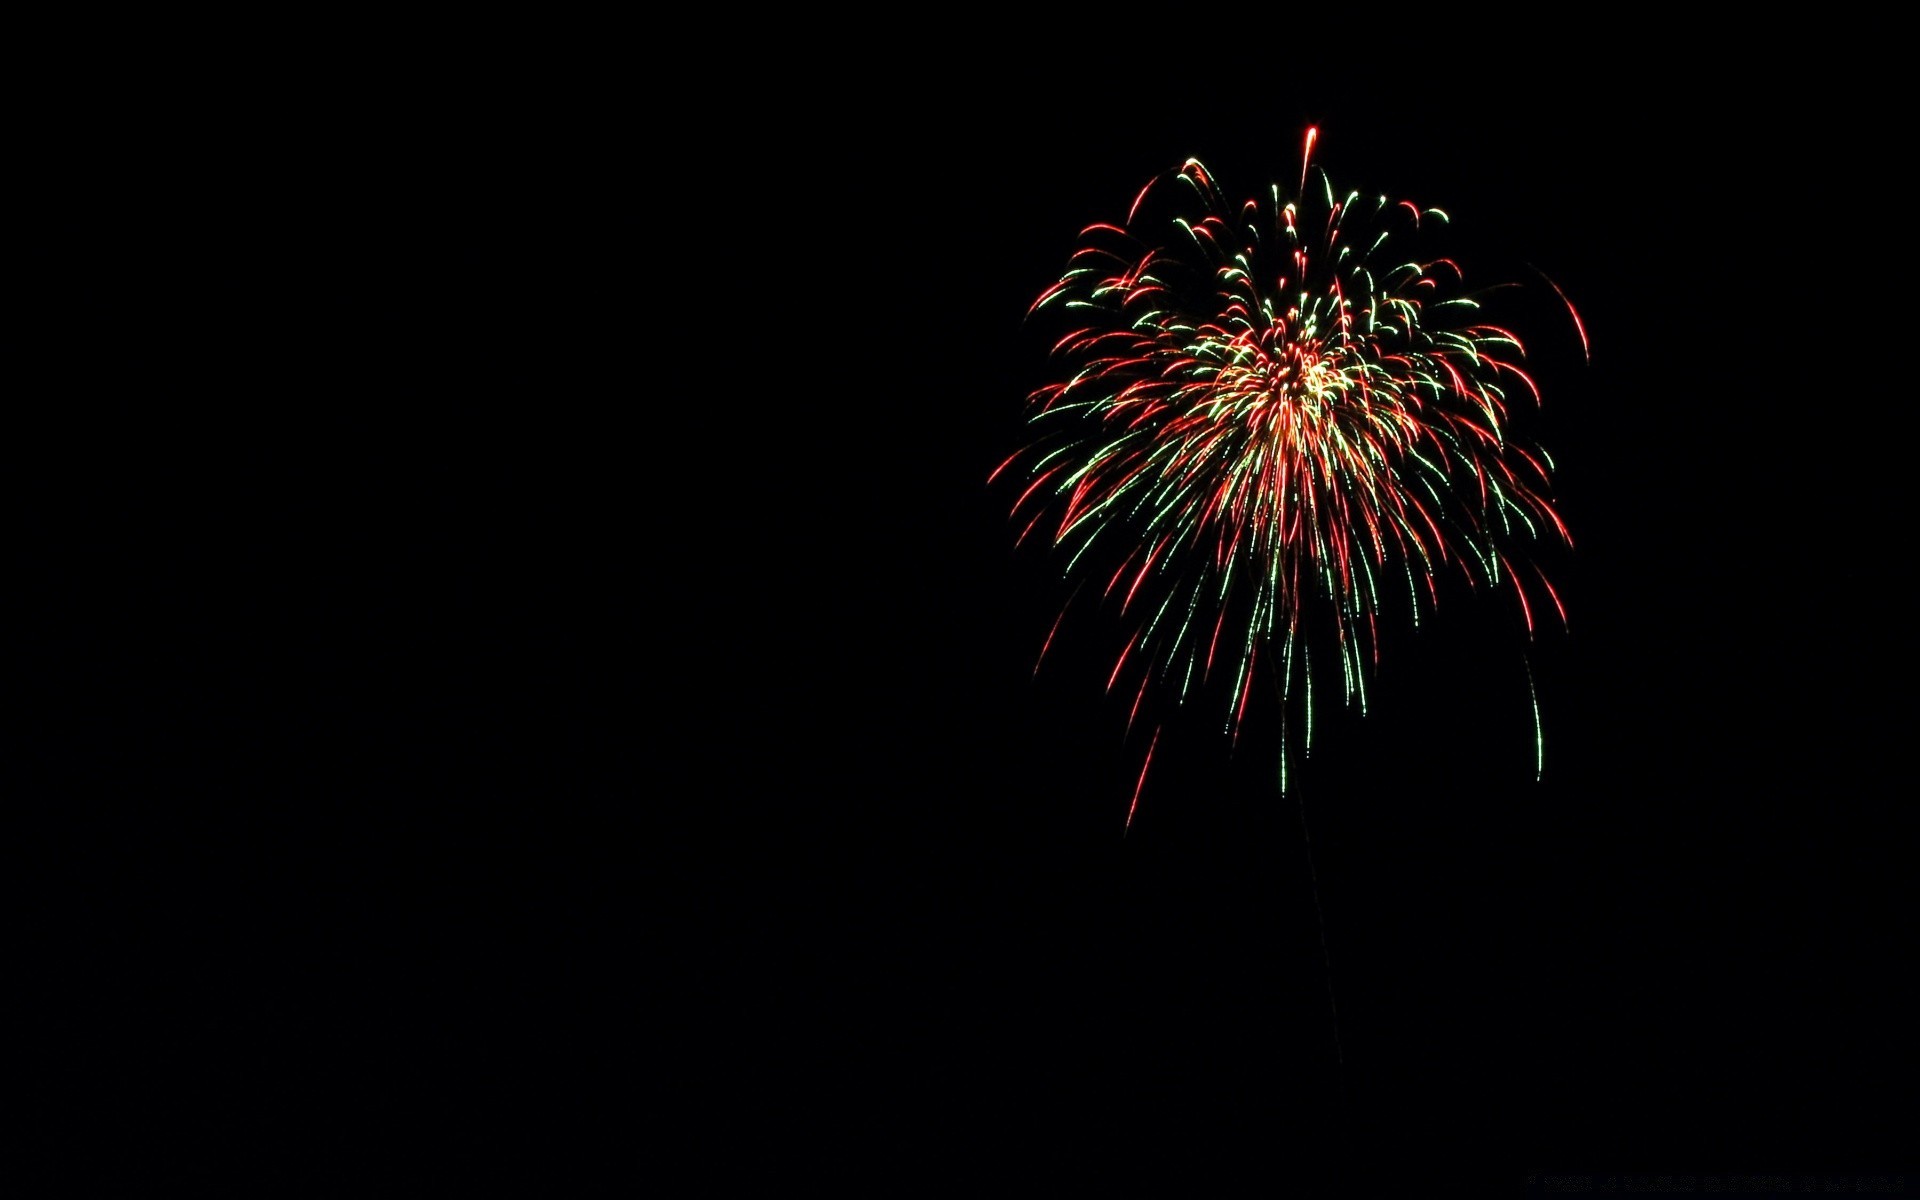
[991,129,1581,825]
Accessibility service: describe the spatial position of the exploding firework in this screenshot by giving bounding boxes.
[990,128,1583,825]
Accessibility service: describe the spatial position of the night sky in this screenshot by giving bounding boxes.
[17,40,1913,1196]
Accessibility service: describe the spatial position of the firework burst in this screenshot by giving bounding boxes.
[991,129,1582,824]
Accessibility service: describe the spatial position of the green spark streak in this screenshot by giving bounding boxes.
[1338,626,1357,704]
[1527,658,1544,781]
[1139,580,1184,654]
[1027,444,1078,474]
[1355,554,1382,622]
[1060,528,1103,580]
[1303,640,1314,752]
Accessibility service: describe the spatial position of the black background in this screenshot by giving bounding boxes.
[14,33,1913,1196]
